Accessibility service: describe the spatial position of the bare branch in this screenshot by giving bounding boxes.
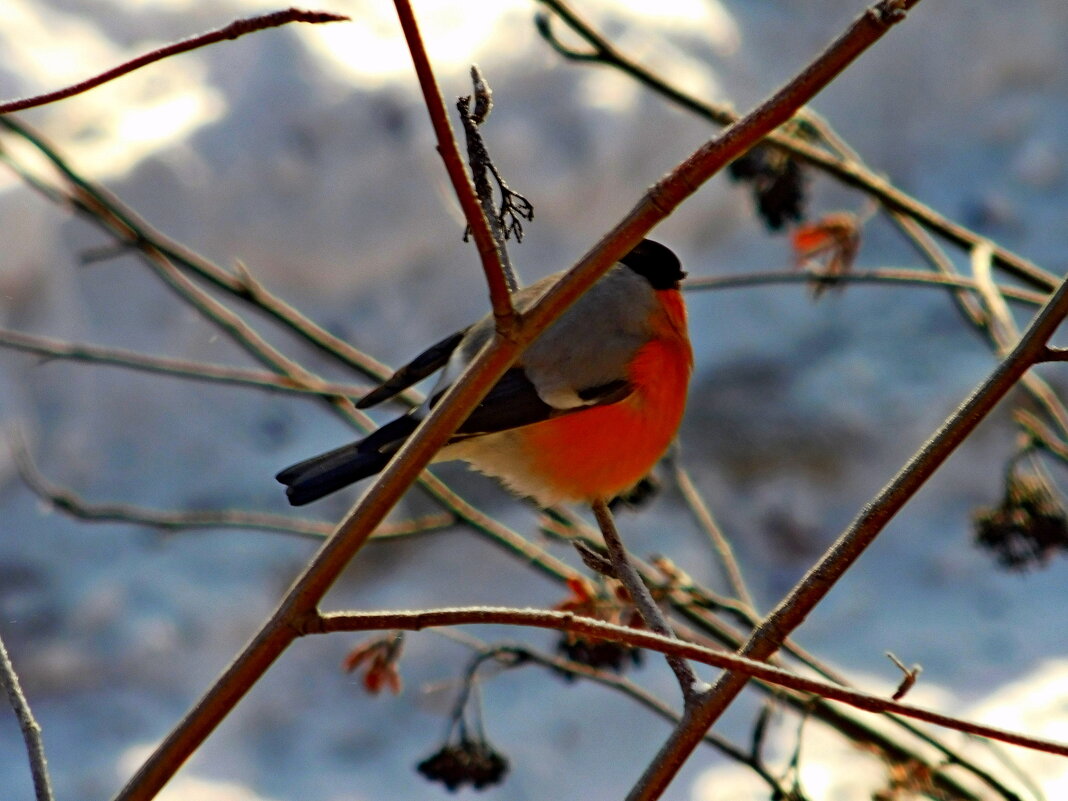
[2,129,585,588]
[0,328,370,399]
[632,259,1068,801]
[536,0,1057,292]
[306,605,1068,759]
[972,241,1020,355]
[13,441,456,542]
[392,0,519,334]
[688,258,1068,448]
[542,499,1015,801]
[1038,347,1068,364]
[684,266,1048,306]
[0,118,414,398]
[880,185,1068,450]
[672,462,756,610]
[591,499,706,703]
[0,9,348,115]
[1,128,589,594]
[0,633,54,801]
[448,638,809,801]
[457,67,528,292]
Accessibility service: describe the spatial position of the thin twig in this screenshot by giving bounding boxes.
[796,102,1003,330]
[458,66,523,292]
[672,462,756,610]
[542,500,1013,801]
[545,506,763,630]
[305,605,1068,759]
[4,132,353,420]
[0,117,416,398]
[0,327,370,399]
[61,195,390,443]
[548,513,1009,800]
[536,0,1057,293]
[684,267,1048,306]
[965,237,1068,446]
[686,246,1068,443]
[890,209,992,321]
[0,633,55,801]
[468,640,808,801]
[13,441,456,542]
[2,125,583,586]
[418,473,581,583]
[90,227,316,382]
[629,263,1068,801]
[669,582,1021,801]
[888,196,1068,443]
[0,9,348,114]
[392,0,518,333]
[972,241,1019,355]
[885,652,922,701]
[591,499,706,702]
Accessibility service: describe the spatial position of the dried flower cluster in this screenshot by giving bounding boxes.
[973,469,1068,570]
[553,577,644,674]
[728,145,807,230]
[417,737,509,792]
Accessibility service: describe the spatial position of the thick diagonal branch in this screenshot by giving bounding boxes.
[112,3,922,799]
[627,261,1068,801]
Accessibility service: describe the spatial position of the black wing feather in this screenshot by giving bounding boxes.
[356,329,468,409]
[450,368,556,436]
[447,368,634,438]
[277,367,633,505]
[276,415,418,506]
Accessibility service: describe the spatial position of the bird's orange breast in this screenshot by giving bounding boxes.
[518,289,692,503]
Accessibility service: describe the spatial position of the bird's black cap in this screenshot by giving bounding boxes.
[620,239,686,290]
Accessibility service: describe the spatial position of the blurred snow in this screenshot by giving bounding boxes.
[0,0,225,180]
[118,745,285,801]
[2,0,1068,799]
[695,660,1068,800]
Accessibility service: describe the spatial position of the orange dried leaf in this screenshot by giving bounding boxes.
[342,640,379,673]
[566,576,595,603]
[792,211,861,272]
[362,657,403,695]
[343,634,404,695]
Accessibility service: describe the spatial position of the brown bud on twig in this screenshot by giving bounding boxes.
[886,652,922,701]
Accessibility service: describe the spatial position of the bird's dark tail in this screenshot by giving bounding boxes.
[276,415,418,506]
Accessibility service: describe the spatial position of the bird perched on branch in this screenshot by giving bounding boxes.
[276,239,692,507]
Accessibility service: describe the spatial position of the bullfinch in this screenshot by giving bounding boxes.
[276,238,691,507]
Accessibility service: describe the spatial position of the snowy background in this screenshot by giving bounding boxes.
[2,0,1068,799]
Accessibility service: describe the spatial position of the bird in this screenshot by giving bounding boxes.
[276,239,692,507]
